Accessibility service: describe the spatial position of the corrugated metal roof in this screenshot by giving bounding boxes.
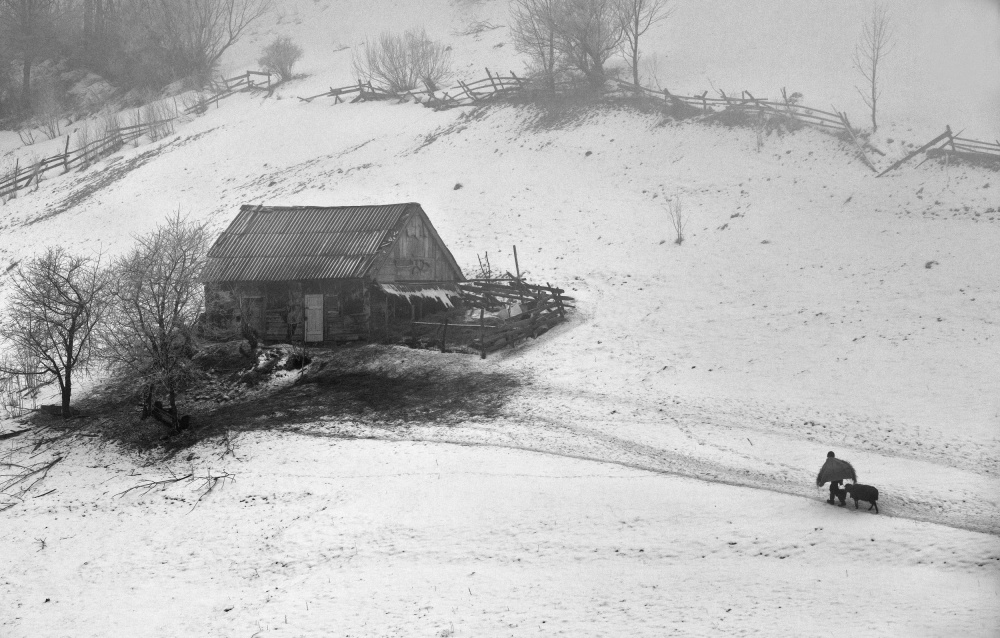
[203,204,414,282]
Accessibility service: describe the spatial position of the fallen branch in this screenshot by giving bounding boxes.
[0,428,31,441]
[0,455,63,500]
[191,470,235,510]
[114,472,193,498]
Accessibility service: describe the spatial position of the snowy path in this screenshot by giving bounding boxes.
[3,433,999,638]
[285,380,999,538]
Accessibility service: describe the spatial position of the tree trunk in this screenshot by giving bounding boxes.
[143,383,154,418]
[61,370,72,418]
[632,45,639,87]
[21,55,32,113]
[168,386,178,430]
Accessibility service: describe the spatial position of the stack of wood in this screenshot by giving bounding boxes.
[458,278,574,357]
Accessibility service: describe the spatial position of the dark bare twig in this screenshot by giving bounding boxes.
[190,469,235,511]
[114,473,193,498]
[0,455,62,494]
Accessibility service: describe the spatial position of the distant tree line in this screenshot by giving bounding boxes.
[0,0,271,120]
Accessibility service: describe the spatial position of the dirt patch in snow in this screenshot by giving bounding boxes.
[205,345,523,433]
[69,344,524,452]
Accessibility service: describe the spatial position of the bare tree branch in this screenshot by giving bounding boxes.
[616,0,673,88]
[853,3,894,131]
[0,247,108,418]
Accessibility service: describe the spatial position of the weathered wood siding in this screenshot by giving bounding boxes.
[207,280,368,343]
[376,213,460,283]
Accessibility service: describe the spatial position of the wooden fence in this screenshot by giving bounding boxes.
[458,278,574,358]
[0,70,270,200]
[297,70,527,108]
[877,125,1000,176]
[297,68,1000,173]
[405,278,573,358]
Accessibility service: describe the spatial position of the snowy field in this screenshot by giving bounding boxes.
[2,0,1000,636]
[4,434,999,637]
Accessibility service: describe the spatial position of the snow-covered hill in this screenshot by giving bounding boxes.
[2,1,999,636]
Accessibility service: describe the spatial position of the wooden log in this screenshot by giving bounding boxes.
[836,109,877,172]
[482,316,563,348]
[460,285,573,303]
[877,128,953,177]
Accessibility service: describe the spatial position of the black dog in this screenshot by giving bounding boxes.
[844,483,879,513]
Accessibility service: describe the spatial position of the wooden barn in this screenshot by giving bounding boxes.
[201,203,465,344]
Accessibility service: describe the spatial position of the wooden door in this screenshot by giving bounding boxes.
[304,294,324,342]
[243,296,264,336]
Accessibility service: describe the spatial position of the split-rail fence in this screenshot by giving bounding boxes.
[0,70,272,200]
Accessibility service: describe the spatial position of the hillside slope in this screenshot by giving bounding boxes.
[1,1,999,635]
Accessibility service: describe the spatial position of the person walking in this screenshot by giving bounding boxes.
[816,451,856,506]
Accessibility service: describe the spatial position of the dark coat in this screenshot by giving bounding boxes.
[816,457,857,487]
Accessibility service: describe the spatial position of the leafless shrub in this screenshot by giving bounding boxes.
[181,91,209,115]
[74,121,93,166]
[127,0,272,82]
[853,2,894,131]
[125,109,143,146]
[17,128,37,145]
[142,100,176,141]
[40,114,61,140]
[258,36,303,82]
[28,159,44,191]
[665,196,686,245]
[98,112,123,155]
[353,28,453,93]
[511,0,624,89]
[510,0,560,94]
[0,351,42,418]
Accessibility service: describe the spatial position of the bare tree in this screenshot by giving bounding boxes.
[510,0,560,93]
[853,2,893,132]
[258,35,303,82]
[616,0,672,88]
[553,0,623,88]
[665,196,685,245]
[81,0,121,71]
[0,0,59,113]
[353,28,452,93]
[101,215,208,428]
[0,247,108,418]
[131,0,272,81]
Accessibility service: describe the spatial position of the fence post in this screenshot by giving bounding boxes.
[479,308,486,359]
[440,317,448,353]
[62,135,71,173]
[548,282,565,318]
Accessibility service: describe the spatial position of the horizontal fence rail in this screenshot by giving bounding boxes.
[0,71,271,200]
[4,61,996,203]
[296,68,999,172]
